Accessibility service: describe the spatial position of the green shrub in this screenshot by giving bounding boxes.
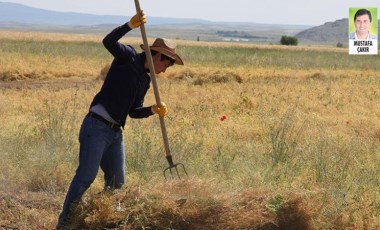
[280,35,298,46]
[336,42,344,48]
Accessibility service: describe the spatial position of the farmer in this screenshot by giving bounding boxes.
[56,10,184,229]
[349,9,378,40]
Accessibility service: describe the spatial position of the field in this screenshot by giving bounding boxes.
[0,30,380,229]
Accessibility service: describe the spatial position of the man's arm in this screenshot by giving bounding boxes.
[129,106,153,119]
[128,87,154,119]
[129,97,168,119]
[102,11,146,59]
[102,23,133,59]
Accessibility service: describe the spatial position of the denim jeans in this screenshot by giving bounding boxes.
[58,115,124,225]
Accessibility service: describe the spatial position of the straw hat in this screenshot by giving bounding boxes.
[140,38,184,65]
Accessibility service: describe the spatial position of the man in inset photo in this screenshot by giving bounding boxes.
[349,8,377,40]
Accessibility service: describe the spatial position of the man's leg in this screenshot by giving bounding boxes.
[100,131,125,189]
[57,116,112,226]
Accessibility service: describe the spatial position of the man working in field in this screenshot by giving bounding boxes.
[57,10,184,229]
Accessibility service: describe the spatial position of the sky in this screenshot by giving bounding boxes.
[3,0,380,26]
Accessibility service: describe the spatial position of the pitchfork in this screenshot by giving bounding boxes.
[134,0,188,179]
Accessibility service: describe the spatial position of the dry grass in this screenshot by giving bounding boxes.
[0,180,314,230]
[0,30,345,52]
[67,179,314,230]
[0,30,380,229]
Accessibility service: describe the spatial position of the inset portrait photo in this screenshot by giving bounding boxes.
[349,8,378,55]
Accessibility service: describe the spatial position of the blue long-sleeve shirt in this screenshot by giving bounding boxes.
[90,23,153,127]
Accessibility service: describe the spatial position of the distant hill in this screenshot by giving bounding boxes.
[296,18,380,45]
[0,1,311,43]
[0,2,208,26]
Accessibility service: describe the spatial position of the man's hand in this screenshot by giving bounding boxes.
[128,10,147,29]
[151,102,168,117]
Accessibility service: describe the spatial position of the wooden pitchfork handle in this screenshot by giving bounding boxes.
[134,0,187,178]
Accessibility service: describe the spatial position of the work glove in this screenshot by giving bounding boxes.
[151,102,168,117]
[128,10,147,29]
